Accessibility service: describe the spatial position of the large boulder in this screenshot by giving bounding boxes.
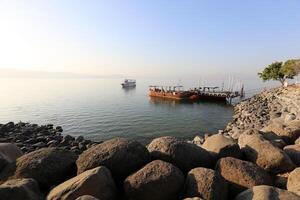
[124,160,184,200]
[261,120,300,144]
[287,167,300,196]
[284,144,300,166]
[235,185,300,200]
[216,157,272,197]
[47,166,117,200]
[76,138,150,182]
[238,131,295,173]
[0,143,23,171]
[184,167,228,200]
[147,136,213,172]
[0,178,43,200]
[201,134,241,159]
[0,143,23,162]
[13,147,77,189]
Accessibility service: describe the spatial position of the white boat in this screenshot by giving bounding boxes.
[121,79,136,88]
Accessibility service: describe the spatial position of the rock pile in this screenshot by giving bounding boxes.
[0,132,299,199]
[0,122,97,154]
[224,86,300,140]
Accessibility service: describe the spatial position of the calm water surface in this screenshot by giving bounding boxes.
[0,78,234,143]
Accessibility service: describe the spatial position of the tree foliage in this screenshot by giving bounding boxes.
[282,59,300,75]
[258,59,300,85]
[258,62,286,85]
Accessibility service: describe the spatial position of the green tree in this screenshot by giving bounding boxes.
[258,61,296,86]
[282,59,300,75]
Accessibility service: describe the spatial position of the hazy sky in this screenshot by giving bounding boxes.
[0,0,300,78]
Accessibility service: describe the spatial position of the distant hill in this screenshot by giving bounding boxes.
[0,69,123,79]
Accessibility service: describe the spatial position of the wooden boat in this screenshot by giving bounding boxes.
[190,87,240,102]
[149,85,198,100]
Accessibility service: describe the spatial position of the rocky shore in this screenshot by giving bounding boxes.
[0,85,300,200]
[0,122,98,154]
[224,85,300,140]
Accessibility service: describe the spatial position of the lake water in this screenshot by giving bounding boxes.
[0,77,272,143]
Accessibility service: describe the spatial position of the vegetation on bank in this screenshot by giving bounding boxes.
[258,59,300,85]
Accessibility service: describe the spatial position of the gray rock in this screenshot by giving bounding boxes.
[0,178,43,200]
[32,142,46,148]
[76,138,150,182]
[124,160,184,200]
[76,136,84,142]
[201,134,241,159]
[147,136,213,172]
[47,166,117,200]
[13,147,77,189]
[238,130,295,173]
[0,143,23,162]
[0,155,9,171]
[185,167,228,200]
[216,157,273,197]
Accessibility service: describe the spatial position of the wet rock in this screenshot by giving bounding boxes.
[56,126,63,132]
[184,167,228,200]
[284,144,300,166]
[147,136,213,172]
[76,138,150,182]
[64,135,75,142]
[201,134,241,159]
[216,157,272,197]
[32,142,47,148]
[235,185,300,200]
[78,143,87,151]
[76,136,84,142]
[238,130,295,173]
[0,122,92,154]
[47,140,59,146]
[47,166,117,200]
[124,160,184,200]
[0,178,43,200]
[13,147,77,189]
[287,167,300,196]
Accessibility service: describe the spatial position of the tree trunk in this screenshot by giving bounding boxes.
[279,79,285,86]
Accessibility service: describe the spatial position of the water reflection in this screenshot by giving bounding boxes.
[122,86,136,94]
[149,96,231,107]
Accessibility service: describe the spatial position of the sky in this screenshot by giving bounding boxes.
[0,0,300,78]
